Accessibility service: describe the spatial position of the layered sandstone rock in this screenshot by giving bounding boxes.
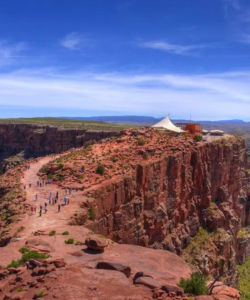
[0,124,117,173]
[76,133,249,285]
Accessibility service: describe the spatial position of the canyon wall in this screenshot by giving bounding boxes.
[0,124,117,173]
[83,137,249,285]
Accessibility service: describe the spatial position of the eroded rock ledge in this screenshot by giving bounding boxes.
[0,124,117,173]
[58,130,249,285]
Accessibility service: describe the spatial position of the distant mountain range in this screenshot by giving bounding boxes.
[62,116,248,126]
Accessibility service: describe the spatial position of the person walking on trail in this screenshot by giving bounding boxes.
[56,191,59,200]
[64,196,67,206]
[48,192,52,205]
[30,206,33,215]
[39,205,42,217]
[34,194,38,201]
[44,202,48,213]
[58,204,61,213]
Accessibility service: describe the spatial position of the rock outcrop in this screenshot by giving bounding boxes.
[67,130,249,285]
[0,124,117,173]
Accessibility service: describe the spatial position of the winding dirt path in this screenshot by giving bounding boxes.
[0,155,88,266]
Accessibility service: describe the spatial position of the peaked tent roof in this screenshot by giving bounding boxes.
[152,116,183,133]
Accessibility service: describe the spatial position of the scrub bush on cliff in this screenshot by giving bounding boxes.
[194,135,202,142]
[179,272,208,295]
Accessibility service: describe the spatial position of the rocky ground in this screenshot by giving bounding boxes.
[0,128,248,299]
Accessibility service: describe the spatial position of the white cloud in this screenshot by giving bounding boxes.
[241,34,250,44]
[0,41,26,66]
[222,0,241,14]
[0,69,249,120]
[139,41,206,55]
[60,32,84,50]
[224,0,241,10]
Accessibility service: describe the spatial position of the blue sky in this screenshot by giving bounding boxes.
[0,0,250,120]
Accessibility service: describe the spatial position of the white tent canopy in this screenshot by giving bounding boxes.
[152,116,183,133]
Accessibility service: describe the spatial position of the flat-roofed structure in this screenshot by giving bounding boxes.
[176,123,201,135]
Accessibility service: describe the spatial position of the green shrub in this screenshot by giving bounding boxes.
[111,156,118,163]
[179,272,208,295]
[96,164,105,175]
[57,163,64,169]
[16,226,25,233]
[137,138,145,146]
[75,241,84,245]
[49,230,56,236]
[36,291,45,298]
[7,248,49,268]
[65,238,74,244]
[62,231,69,235]
[57,174,64,181]
[47,173,53,180]
[194,135,202,142]
[88,207,96,220]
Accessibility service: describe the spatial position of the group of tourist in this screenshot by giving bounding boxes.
[25,183,71,217]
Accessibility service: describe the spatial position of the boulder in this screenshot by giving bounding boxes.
[53,258,66,268]
[134,276,161,289]
[212,285,240,300]
[133,272,153,283]
[85,237,108,252]
[195,296,214,300]
[96,261,131,278]
[161,284,184,296]
[26,259,43,270]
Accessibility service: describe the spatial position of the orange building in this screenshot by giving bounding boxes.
[176,123,201,135]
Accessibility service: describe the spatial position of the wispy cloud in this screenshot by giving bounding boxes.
[222,0,241,17]
[139,41,206,55]
[60,32,85,50]
[241,34,250,44]
[0,41,26,66]
[223,0,241,11]
[0,69,249,120]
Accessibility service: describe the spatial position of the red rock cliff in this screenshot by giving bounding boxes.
[82,136,249,284]
[0,124,117,172]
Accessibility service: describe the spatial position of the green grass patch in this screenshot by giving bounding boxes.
[96,164,105,175]
[7,248,49,268]
[35,291,46,298]
[64,238,74,244]
[49,230,56,236]
[194,135,202,142]
[237,257,250,300]
[0,117,135,132]
[88,207,96,221]
[62,231,69,235]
